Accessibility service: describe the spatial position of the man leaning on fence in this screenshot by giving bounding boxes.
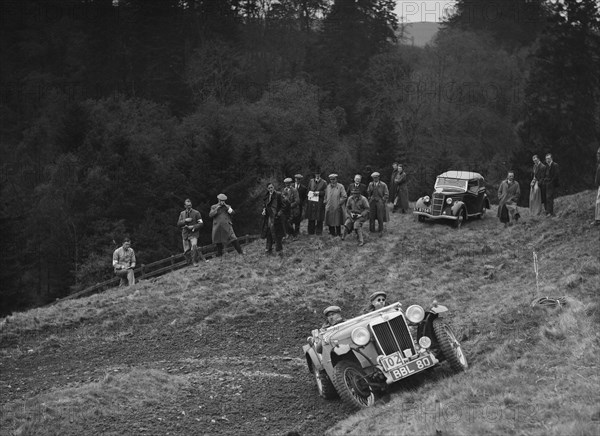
[177,198,208,266]
[113,238,136,287]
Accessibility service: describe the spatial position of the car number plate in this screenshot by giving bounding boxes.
[382,354,435,381]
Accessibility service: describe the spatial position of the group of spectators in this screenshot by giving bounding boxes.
[497,153,561,227]
[261,164,410,255]
[112,149,600,287]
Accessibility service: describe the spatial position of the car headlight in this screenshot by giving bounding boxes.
[419,336,432,349]
[406,305,425,323]
[446,197,453,205]
[424,196,430,204]
[351,327,371,346]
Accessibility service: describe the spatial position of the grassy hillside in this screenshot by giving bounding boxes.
[1,191,599,436]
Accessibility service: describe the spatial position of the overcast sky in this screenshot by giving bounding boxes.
[395,0,457,23]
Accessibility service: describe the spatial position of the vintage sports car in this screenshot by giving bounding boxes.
[302,302,467,409]
[413,170,490,228]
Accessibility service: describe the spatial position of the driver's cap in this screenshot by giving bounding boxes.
[323,305,341,316]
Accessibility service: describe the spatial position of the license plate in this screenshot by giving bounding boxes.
[382,355,435,381]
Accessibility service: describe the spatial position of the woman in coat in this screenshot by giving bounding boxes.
[209,193,243,256]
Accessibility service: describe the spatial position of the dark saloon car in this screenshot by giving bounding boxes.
[413,171,490,228]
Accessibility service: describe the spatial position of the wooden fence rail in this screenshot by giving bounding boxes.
[49,234,261,306]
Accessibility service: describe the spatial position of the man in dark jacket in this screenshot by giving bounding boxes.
[177,199,207,266]
[262,182,285,256]
[306,171,327,235]
[544,154,559,217]
[595,147,600,225]
[293,174,308,236]
[346,174,368,198]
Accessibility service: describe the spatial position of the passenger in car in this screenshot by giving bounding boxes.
[364,291,387,313]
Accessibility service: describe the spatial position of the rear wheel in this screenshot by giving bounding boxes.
[433,319,468,372]
[332,360,375,409]
[313,365,338,399]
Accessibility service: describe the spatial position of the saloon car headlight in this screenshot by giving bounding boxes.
[419,336,432,349]
[424,196,430,204]
[446,197,453,205]
[351,327,371,346]
[406,305,425,323]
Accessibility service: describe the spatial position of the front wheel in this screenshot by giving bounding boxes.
[313,365,338,399]
[433,319,468,372]
[417,215,426,222]
[332,360,375,409]
[453,209,465,229]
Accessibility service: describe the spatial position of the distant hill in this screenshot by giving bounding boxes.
[401,21,441,47]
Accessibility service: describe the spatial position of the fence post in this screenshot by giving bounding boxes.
[170,255,175,271]
[141,264,146,279]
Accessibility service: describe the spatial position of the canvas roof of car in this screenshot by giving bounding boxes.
[437,170,484,180]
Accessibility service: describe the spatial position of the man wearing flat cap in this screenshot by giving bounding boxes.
[324,173,347,237]
[293,174,307,236]
[261,182,285,255]
[343,187,369,246]
[367,172,389,236]
[177,198,208,266]
[282,177,300,239]
[306,171,328,235]
[321,305,345,329]
[209,193,243,257]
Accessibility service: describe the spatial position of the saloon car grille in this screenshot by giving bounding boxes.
[371,315,415,356]
[431,193,444,216]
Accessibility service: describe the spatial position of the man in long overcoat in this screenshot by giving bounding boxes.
[394,164,410,213]
[530,155,546,216]
[390,162,399,210]
[367,172,389,236]
[177,198,208,265]
[544,154,559,217]
[497,171,521,227]
[306,171,327,235]
[209,193,243,256]
[324,173,347,237]
[293,174,308,236]
[261,182,285,255]
[282,177,300,238]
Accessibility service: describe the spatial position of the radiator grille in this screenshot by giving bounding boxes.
[371,315,415,356]
[432,193,444,216]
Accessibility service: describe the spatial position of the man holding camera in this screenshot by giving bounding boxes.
[177,198,207,266]
[343,187,370,246]
[209,193,243,257]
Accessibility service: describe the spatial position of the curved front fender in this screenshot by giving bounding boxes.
[451,201,465,216]
[303,345,324,373]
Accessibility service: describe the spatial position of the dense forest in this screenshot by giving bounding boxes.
[1,0,599,314]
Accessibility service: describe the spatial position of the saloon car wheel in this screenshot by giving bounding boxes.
[417,215,426,222]
[454,210,466,229]
[433,319,468,372]
[332,360,375,409]
[313,365,338,399]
